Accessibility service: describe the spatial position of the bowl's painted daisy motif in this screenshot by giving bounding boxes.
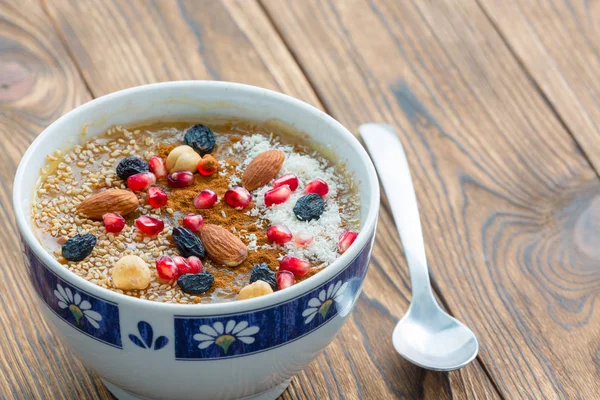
[54,284,102,328]
[193,320,259,354]
[302,280,348,324]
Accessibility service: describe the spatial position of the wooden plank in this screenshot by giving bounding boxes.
[477,0,600,173]
[33,0,498,398]
[260,0,600,398]
[0,0,113,399]
[43,0,319,105]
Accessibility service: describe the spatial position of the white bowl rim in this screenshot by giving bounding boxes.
[13,80,380,314]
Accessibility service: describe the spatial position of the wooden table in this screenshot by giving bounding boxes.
[1,0,598,398]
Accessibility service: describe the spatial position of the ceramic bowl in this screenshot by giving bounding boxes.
[13,81,380,400]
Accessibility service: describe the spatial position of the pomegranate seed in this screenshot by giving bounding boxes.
[294,232,314,247]
[183,214,204,232]
[338,230,358,254]
[197,154,218,176]
[304,179,329,196]
[147,186,168,208]
[266,225,293,245]
[127,172,156,191]
[187,256,203,273]
[277,270,295,290]
[149,156,167,179]
[273,174,299,191]
[167,171,194,188]
[156,256,178,280]
[102,213,126,233]
[264,185,291,207]
[224,186,252,209]
[135,215,164,235]
[279,256,310,276]
[193,189,218,209]
[173,256,193,276]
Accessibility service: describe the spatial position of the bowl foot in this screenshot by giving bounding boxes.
[102,378,292,400]
[238,379,292,400]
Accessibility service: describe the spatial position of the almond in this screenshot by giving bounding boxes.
[241,150,285,191]
[199,224,247,267]
[76,189,139,220]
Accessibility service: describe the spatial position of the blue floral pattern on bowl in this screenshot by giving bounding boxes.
[129,321,169,350]
[21,231,373,358]
[302,280,348,324]
[193,320,260,354]
[24,241,122,348]
[173,238,372,360]
[54,284,103,328]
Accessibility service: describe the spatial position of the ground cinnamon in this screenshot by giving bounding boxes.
[158,143,284,297]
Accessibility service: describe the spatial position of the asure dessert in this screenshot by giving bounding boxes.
[32,120,360,304]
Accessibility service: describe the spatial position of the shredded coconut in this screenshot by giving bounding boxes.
[238,134,351,265]
[229,174,241,186]
[246,233,258,251]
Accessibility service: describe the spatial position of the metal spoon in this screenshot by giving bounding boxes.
[359,123,479,371]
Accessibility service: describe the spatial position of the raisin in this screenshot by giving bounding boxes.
[62,233,97,261]
[172,226,205,258]
[293,193,325,221]
[184,124,215,156]
[250,263,277,291]
[178,272,214,294]
[116,156,149,180]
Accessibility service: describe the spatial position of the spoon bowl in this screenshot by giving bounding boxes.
[393,305,479,371]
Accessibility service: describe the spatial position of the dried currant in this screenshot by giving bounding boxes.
[293,193,325,221]
[178,272,214,294]
[250,263,277,291]
[184,124,215,156]
[172,226,205,259]
[116,156,149,180]
[62,233,97,261]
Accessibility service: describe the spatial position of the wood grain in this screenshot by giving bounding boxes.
[40,1,500,398]
[0,0,113,398]
[43,0,319,105]
[260,0,600,398]
[0,0,502,398]
[477,0,600,173]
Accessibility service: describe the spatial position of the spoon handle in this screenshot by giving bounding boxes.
[359,123,434,303]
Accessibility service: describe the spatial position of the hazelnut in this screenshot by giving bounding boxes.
[166,145,201,173]
[112,255,151,290]
[238,280,273,300]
